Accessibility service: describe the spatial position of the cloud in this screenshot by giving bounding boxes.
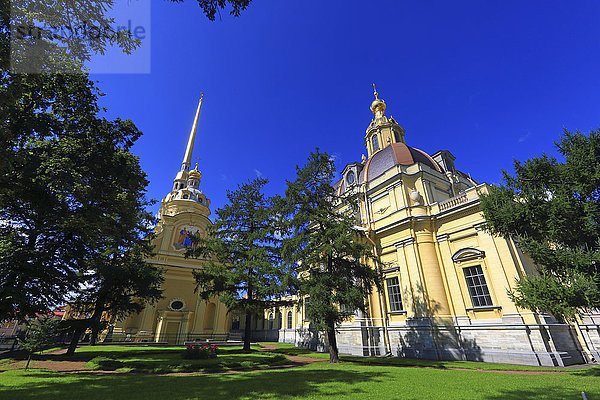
[220,173,228,181]
[253,168,263,177]
[518,131,532,143]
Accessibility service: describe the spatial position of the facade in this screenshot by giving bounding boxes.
[257,88,600,367]
[111,96,230,344]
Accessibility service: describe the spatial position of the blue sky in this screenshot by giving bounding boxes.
[91,0,600,217]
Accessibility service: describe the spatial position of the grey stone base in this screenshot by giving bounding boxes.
[272,318,598,367]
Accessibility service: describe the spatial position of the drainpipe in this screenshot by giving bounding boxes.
[360,183,392,356]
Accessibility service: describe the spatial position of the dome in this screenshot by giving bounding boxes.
[361,142,441,183]
[189,163,202,179]
[370,98,386,114]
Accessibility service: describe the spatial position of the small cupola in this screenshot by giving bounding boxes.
[365,84,406,158]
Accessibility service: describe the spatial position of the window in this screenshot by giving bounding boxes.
[346,171,355,185]
[372,135,379,151]
[386,277,403,312]
[287,311,293,329]
[169,300,184,311]
[277,312,282,329]
[268,313,274,330]
[340,303,353,315]
[394,131,401,143]
[463,265,493,307]
[304,297,310,319]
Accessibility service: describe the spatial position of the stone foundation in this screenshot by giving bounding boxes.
[277,315,600,367]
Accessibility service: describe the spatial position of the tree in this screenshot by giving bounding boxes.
[3,0,254,73]
[186,177,295,352]
[480,129,600,323]
[19,316,61,369]
[0,73,164,354]
[281,149,381,363]
[169,0,252,21]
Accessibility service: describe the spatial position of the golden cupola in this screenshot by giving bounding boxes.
[364,84,406,158]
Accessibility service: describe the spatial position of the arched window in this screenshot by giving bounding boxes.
[287,311,293,329]
[372,135,379,151]
[268,313,274,330]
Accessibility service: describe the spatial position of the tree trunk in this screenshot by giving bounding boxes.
[25,353,32,370]
[327,322,339,363]
[244,268,253,352]
[89,302,105,346]
[66,326,84,356]
[243,310,252,352]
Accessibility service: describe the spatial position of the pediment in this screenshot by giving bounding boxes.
[452,247,485,263]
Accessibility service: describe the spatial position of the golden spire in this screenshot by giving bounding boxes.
[370,84,386,117]
[182,93,204,170]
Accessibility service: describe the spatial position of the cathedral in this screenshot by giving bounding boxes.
[112,90,600,367]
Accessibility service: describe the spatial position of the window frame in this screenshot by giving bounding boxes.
[463,265,494,308]
[385,276,403,313]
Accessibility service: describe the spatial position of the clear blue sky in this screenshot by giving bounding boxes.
[91,0,600,218]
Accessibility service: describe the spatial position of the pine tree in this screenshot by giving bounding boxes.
[19,317,61,370]
[186,177,294,351]
[281,149,381,363]
[480,129,600,322]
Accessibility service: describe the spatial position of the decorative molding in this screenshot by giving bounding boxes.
[382,265,400,273]
[436,234,449,242]
[452,247,485,263]
[473,222,487,232]
[168,298,186,311]
[394,237,415,248]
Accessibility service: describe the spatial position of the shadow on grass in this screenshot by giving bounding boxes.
[1,367,383,400]
[572,366,600,377]
[484,386,596,400]
[270,347,327,357]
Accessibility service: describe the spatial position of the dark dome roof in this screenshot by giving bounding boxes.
[361,142,441,183]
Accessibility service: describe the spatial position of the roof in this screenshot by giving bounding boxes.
[360,142,441,183]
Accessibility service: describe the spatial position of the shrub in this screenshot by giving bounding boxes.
[183,343,218,359]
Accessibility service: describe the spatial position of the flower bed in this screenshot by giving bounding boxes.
[183,344,218,359]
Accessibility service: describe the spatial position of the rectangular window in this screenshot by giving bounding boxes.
[463,265,493,307]
[386,277,403,312]
[340,303,353,315]
[304,297,310,319]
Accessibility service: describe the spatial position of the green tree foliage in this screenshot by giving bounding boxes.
[186,178,294,351]
[169,0,252,21]
[480,129,600,322]
[281,149,381,363]
[0,73,164,356]
[19,316,61,369]
[3,0,253,73]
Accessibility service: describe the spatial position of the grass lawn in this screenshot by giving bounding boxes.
[1,345,285,374]
[1,361,600,400]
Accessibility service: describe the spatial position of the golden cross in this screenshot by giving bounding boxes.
[372,83,379,99]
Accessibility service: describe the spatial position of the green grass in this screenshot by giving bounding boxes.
[75,345,284,373]
[1,345,281,374]
[1,362,599,399]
